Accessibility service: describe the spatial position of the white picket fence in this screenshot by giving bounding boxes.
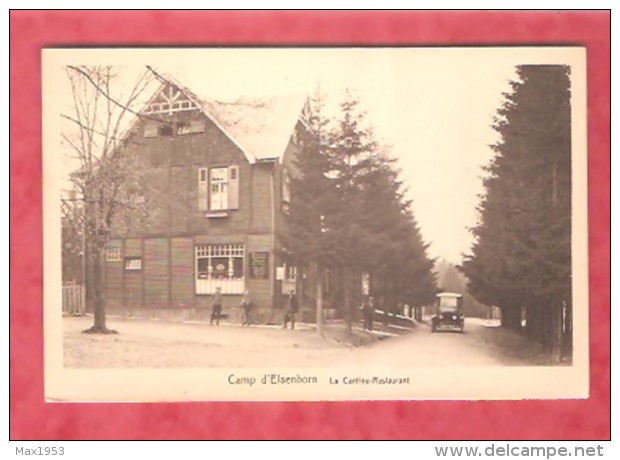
[62,284,85,315]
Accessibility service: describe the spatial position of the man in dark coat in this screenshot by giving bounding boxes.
[283,288,298,330]
[211,287,223,325]
[362,296,374,331]
[240,289,253,326]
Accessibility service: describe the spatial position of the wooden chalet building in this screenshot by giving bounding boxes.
[104,75,306,323]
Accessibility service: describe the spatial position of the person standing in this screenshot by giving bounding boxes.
[363,296,374,331]
[211,287,223,325]
[283,288,298,330]
[240,289,253,326]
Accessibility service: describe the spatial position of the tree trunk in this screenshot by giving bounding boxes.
[314,261,324,337]
[562,300,572,361]
[500,306,509,328]
[343,266,352,333]
[83,244,117,334]
[382,285,390,328]
[83,233,94,313]
[501,305,521,332]
[514,307,523,332]
[549,302,563,363]
[541,306,553,352]
[525,304,541,340]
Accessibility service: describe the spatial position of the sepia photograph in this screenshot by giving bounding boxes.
[42,47,588,402]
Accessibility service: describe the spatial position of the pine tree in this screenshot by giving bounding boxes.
[281,90,334,335]
[355,152,436,319]
[462,65,572,360]
[326,90,381,331]
[285,89,437,334]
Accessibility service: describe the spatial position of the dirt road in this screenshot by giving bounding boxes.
[63,315,546,368]
[346,318,546,367]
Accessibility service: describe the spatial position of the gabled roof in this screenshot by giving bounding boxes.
[204,96,306,163]
[146,69,307,164]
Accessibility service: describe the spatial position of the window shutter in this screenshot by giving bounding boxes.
[144,122,158,138]
[228,165,239,210]
[198,168,208,211]
[189,119,206,133]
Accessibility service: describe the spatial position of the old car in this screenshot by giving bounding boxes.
[431,292,464,333]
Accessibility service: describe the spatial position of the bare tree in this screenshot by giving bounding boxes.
[61,65,157,334]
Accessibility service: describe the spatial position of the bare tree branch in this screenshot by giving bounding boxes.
[61,113,142,147]
[67,65,165,124]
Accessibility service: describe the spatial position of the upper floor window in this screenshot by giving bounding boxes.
[210,167,229,211]
[198,165,240,212]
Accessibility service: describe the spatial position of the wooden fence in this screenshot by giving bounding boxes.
[62,284,85,315]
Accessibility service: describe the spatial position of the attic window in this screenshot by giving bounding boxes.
[158,124,173,136]
[178,119,205,135]
[177,122,190,135]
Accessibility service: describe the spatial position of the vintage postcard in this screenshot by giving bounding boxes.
[43,47,588,402]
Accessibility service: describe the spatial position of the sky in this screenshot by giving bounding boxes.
[46,47,580,265]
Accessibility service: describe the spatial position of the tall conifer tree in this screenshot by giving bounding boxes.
[462,65,572,360]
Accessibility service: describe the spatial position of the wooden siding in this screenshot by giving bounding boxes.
[105,240,123,309]
[143,238,169,308]
[170,237,194,308]
[124,238,143,308]
[142,167,169,235]
[105,260,123,309]
[124,238,142,256]
[274,121,303,240]
[104,99,304,320]
[246,234,274,318]
[250,164,273,232]
[170,166,191,235]
[109,110,255,239]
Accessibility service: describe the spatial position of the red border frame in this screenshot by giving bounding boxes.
[9,10,610,440]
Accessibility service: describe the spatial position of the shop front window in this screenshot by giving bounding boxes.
[195,244,244,294]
